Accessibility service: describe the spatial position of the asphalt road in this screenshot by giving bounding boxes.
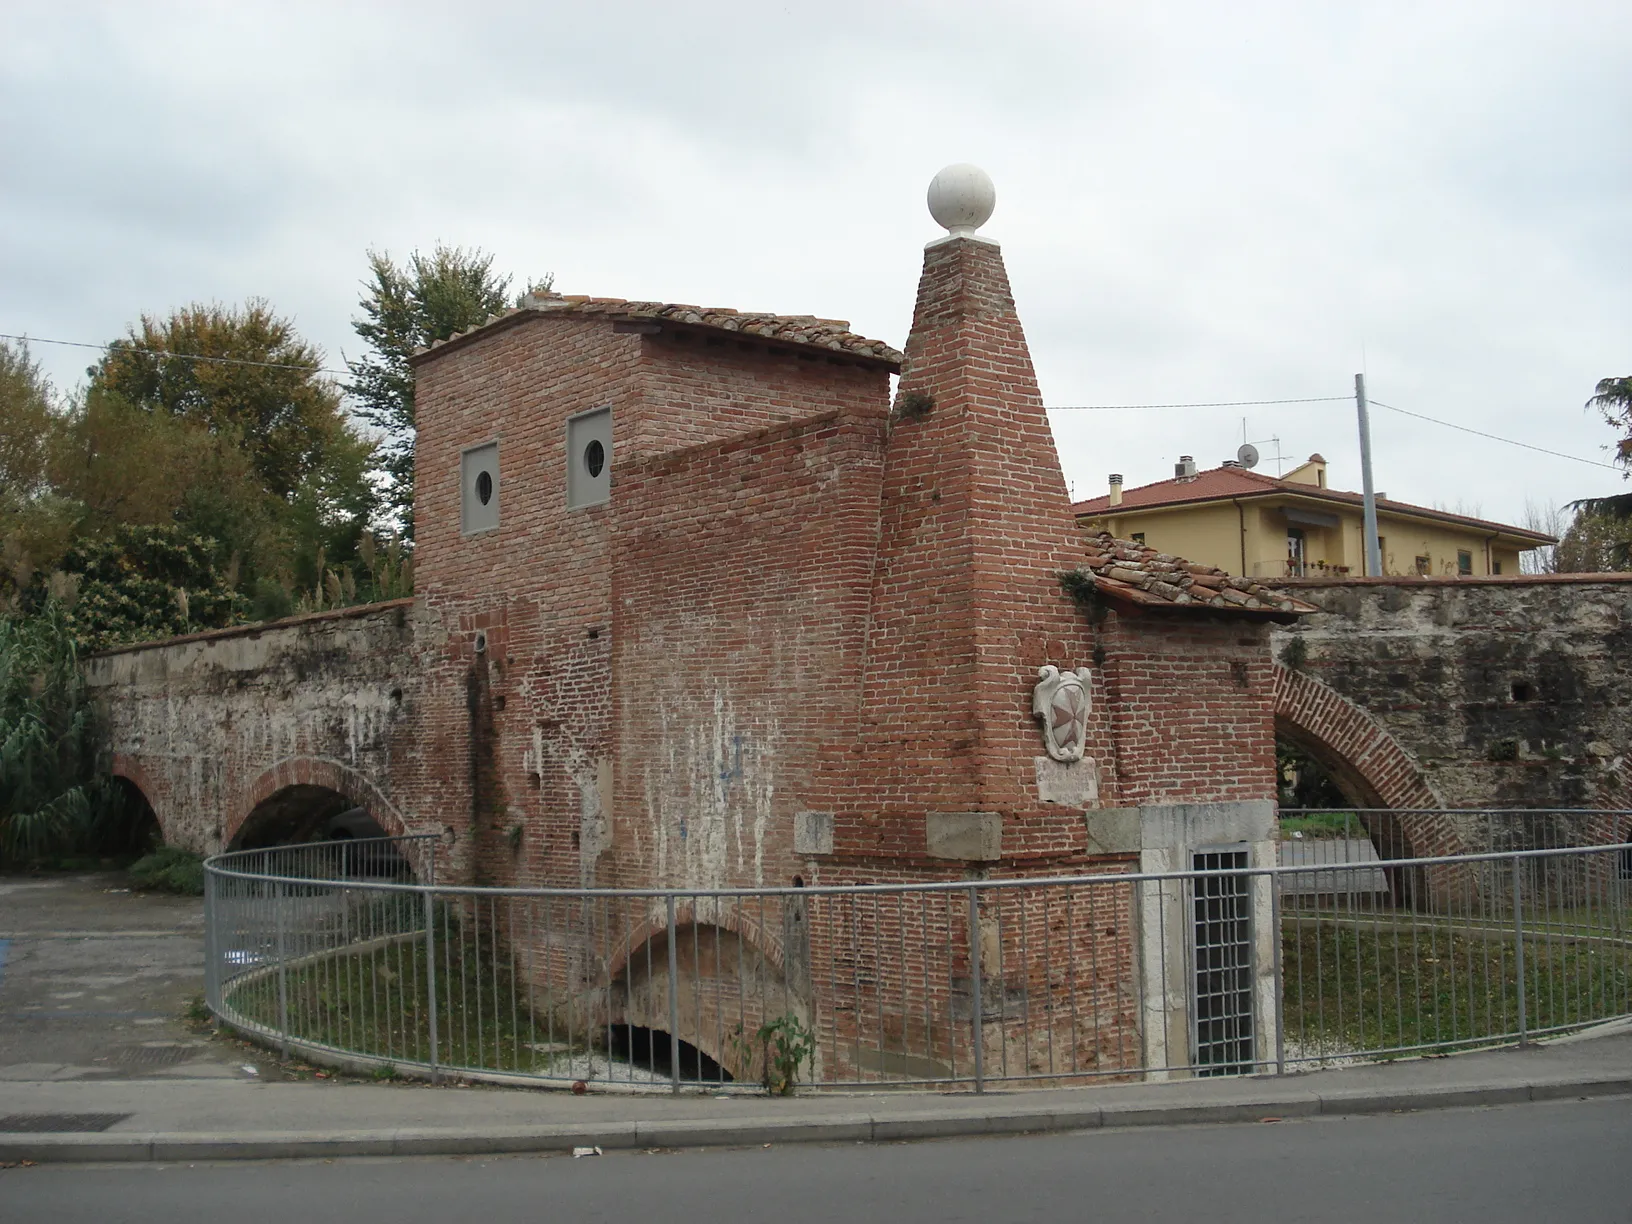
[0,873,267,1082]
[4,1096,1629,1223]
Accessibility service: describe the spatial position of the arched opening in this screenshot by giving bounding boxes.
[609,920,800,1085]
[607,1025,734,1082]
[230,784,361,849]
[104,776,162,857]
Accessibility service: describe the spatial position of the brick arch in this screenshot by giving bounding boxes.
[109,752,167,840]
[607,901,788,984]
[227,756,408,849]
[1273,664,1467,860]
[606,903,799,1081]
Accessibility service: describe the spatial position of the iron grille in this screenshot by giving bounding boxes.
[1192,848,1254,1075]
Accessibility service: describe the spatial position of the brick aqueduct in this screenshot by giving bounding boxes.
[85,179,1631,1080]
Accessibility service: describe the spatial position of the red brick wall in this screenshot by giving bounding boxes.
[631,331,886,461]
[845,236,1116,865]
[1098,613,1278,806]
[607,407,890,891]
[412,314,634,886]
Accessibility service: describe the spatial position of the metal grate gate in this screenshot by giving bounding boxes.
[1191,848,1254,1075]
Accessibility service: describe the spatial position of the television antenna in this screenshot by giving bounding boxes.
[1237,419,1291,474]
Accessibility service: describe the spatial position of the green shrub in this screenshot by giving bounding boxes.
[129,845,205,895]
[0,602,115,864]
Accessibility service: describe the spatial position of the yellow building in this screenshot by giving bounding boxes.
[1074,454,1554,579]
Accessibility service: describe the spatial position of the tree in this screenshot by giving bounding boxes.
[84,302,379,604]
[348,245,545,536]
[91,301,355,502]
[1555,507,1632,573]
[1588,375,1632,468]
[0,601,111,863]
[53,525,248,651]
[0,342,77,606]
[1569,375,1632,567]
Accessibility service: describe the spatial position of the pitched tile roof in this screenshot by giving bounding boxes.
[1074,532,1318,618]
[1073,464,1554,543]
[411,292,904,369]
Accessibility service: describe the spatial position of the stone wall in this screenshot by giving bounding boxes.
[85,600,429,855]
[1273,575,1632,812]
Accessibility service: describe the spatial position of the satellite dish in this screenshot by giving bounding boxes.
[1236,443,1261,470]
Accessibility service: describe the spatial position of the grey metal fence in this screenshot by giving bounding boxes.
[204,822,1632,1093]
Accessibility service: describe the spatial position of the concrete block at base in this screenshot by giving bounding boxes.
[925,811,1002,861]
[794,810,835,856]
[1084,807,1142,854]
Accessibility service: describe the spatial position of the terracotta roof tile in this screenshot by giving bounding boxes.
[412,291,903,369]
[1072,464,1554,543]
[1073,532,1318,618]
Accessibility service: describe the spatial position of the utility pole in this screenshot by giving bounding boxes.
[1356,373,1382,577]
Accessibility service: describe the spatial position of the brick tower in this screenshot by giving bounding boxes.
[849,164,1106,867]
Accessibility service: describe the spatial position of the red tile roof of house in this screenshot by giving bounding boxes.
[1075,533,1318,618]
[411,292,904,370]
[1074,465,1554,543]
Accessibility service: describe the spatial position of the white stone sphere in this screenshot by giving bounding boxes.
[927,164,996,236]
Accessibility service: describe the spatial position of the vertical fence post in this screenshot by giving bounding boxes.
[274,879,290,1060]
[967,884,984,1094]
[1512,853,1528,1046]
[1271,869,1286,1075]
[667,894,682,1096]
[424,886,441,1083]
[202,863,217,1015]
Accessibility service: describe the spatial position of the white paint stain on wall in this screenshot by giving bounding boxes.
[644,685,778,891]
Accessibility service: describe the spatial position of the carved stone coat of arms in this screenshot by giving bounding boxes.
[1032,665,1092,763]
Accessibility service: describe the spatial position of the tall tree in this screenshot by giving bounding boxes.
[84,302,377,599]
[0,342,77,606]
[1571,374,1632,565]
[348,245,543,536]
[91,301,353,501]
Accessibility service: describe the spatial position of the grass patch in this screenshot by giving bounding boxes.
[1278,811,1361,839]
[1281,915,1632,1061]
[129,846,205,894]
[228,902,593,1076]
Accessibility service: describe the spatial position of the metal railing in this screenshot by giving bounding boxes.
[204,824,1632,1093]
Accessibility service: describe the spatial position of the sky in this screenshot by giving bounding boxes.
[3,1,1628,533]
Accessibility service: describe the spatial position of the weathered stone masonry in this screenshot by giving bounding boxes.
[1272,575,1632,848]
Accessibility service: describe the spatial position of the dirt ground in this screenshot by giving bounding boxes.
[0,871,278,1082]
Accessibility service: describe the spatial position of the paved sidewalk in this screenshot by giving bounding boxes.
[3,1025,1629,1162]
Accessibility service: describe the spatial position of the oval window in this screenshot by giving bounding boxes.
[475,470,493,505]
[584,439,606,478]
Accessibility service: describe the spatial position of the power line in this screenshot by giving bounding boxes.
[5,328,1620,475]
[1369,399,1621,472]
[0,332,351,377]
[1047,395,1351,411]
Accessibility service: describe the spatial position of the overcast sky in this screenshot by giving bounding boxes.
[3,1,1628,531]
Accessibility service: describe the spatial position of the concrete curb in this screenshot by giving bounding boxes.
[4,1075,1630,1163]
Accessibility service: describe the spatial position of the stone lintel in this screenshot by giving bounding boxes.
[1086,800,1276,856]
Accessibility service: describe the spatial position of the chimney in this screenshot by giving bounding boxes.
[1221,459,1241,469]
[1108,473,1123,507]
[1174,455,1198,480]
